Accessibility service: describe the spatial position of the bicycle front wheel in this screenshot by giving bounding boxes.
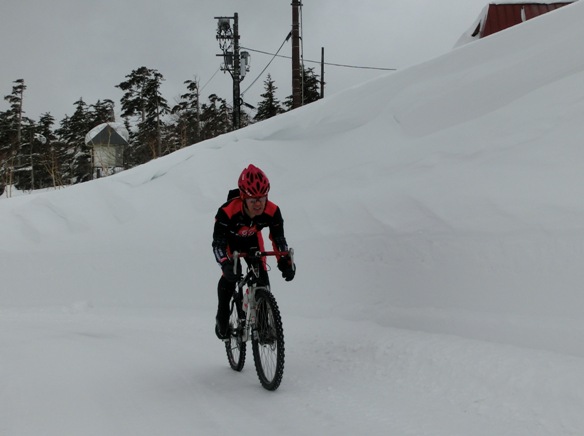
[225,294,246,371]
[252,288,285,391]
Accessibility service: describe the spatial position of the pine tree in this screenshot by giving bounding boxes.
[254,74,284,122]
[3,79,26,146]
[284,67,321,110]
[117,67,169,163]
[0,110,10,195]
[36,113,66,189]
[56,99,92,184]
[2,79,27,193]
[14,119,39,191]
[14,112,64,191]
[200,94,232,140]
[89,99,115,126]
[170,79,201,150]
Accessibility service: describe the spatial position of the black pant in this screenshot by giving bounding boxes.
[216,261,270,327]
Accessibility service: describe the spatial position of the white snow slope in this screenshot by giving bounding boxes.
[2,3,584,435]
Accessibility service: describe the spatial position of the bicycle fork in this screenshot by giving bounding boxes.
[240,286,252,342]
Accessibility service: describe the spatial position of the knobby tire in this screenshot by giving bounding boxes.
[225,292,246,371]
[252,288,285,391]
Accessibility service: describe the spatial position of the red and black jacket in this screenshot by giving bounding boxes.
[212,193,288,265]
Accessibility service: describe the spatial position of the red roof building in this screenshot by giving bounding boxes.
[472,2,574,38]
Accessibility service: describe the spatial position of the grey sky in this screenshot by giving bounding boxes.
[0,0,487,122]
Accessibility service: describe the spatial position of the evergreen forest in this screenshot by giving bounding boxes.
[0,67,321,196]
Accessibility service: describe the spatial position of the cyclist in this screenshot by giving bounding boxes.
[212,164,296,339]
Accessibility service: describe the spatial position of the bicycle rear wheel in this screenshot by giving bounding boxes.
[225,293,246,371]
[252,288,285,391]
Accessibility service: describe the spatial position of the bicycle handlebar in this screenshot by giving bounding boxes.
[232,248,294,274]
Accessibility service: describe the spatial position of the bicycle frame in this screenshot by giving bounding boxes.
[232,249,293,342]
[225,249,293,390]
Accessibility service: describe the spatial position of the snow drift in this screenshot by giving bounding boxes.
[2,2,584,434]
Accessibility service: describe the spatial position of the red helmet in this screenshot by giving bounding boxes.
[238,164,270,198]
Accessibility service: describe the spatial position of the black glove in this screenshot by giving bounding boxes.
[277,255,296,282]
[221,258,240,283]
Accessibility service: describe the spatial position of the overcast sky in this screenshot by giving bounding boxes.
[0,0,488,122]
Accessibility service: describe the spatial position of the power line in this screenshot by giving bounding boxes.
[200,67,221,92]
[240,46,397,71]
[241,33,291,97]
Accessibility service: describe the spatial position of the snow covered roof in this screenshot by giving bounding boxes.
[455,1,576,47]
[85,122,129,146]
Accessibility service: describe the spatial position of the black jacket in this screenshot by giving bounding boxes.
[212,194,288,264]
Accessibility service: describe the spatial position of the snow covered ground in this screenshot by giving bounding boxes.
[2,2,584,435]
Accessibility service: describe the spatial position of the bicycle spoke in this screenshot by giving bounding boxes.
[252,288,285,390]
[220,251,291,390]
[225,293,246,371]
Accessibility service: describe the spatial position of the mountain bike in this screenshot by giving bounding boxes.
[222,249,293,391]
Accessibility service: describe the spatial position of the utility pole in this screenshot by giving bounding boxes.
[232,13,241,129]
[291,0,302,109]
[215,13,248,130]
[320,47,325,99]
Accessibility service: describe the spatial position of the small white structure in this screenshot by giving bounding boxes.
[85,122,129,178]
